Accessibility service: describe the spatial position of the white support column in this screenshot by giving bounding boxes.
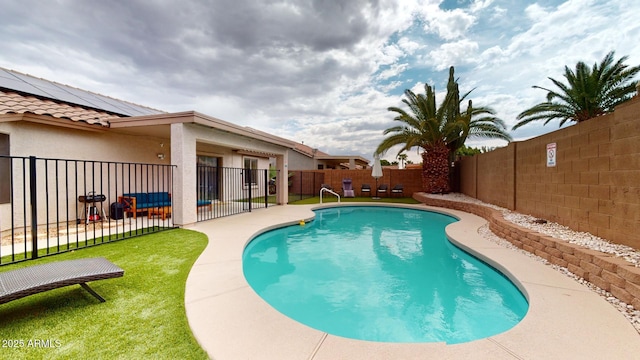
[276,151,289,204]
[171,123,197,226]
[349,158,356,169]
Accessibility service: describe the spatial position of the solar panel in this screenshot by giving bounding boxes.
[0,68,164,117]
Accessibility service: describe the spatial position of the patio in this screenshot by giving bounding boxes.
[185,203,640,359]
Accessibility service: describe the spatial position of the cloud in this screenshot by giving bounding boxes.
[470,0,494,13]
[418,3,477,40]
[397,36,423,54]
[428,39,480,70]
[377,63,410,81]
[0,0,638,164]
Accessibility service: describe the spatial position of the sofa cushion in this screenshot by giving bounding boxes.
[148,192,170,203]
[197,200,212,207]
[123,193,149,203]
[123,192,170,209]
[137,201,171,209]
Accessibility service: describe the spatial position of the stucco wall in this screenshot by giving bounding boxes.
[288,151,315,170]
[0,121,170,164]
[460,96,640,249]
[0,120,282,230]
[0,121,172,230]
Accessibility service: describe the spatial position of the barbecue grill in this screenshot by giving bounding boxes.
[78,191,107,224]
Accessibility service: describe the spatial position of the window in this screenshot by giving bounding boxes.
[0,133,9,204]
[244,157,258,186]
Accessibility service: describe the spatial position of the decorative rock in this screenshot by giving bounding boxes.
[424,192,640,333]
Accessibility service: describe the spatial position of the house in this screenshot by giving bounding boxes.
[288,142,370,170]
[0,67,295,230]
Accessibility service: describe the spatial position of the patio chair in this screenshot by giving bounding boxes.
[377,184,388,197]
[391,184,404,197]
[342,178,355,197]
[0,257,124,304]
[321,184,333,191]
[361,184,371,196]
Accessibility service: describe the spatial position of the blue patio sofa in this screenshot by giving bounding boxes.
[118,192,212,219]
[119,192,172,219]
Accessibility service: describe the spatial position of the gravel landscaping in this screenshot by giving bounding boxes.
[425,193,640,333]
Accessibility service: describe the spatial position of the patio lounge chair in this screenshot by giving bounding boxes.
[377,184,388,197]
[342,178,355,197]
[321,184,333,191]
[361,184,371,196]
[0,257,124,304]
[391,184,404,197]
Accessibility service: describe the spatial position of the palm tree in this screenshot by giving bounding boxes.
[513,51,640,130]
[376,66,511,193]
[397,153,408,168]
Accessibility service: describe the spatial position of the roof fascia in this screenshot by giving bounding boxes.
[110,111,297,149]
[192,112,296,148]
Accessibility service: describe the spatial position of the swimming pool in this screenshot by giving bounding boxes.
[242,206,529,344]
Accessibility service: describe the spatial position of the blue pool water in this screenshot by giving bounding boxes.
[242,206,528,344]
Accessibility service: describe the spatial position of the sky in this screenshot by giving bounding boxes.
[1,0,638,164]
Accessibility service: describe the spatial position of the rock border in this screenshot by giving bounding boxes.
[413,192,640,331]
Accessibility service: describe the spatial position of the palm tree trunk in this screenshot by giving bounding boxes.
[421,141,451,193]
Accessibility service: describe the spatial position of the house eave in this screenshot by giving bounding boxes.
[109,111,297,149]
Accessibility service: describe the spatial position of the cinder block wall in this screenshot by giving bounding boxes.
[460,96,640,249]
[477,144,516,210]
[458,156,476,197]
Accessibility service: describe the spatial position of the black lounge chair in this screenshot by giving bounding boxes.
[391,184,404,197]
[361,184,371,196]
[377,184,388,197]
[321,184,333,191]
[0,257,124,304]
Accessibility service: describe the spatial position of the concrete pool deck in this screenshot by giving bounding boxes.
[185,203,640,359]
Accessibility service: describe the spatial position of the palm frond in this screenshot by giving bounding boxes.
[513,51,640,130]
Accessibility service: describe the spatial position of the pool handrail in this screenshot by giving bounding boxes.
[320,187,341,204]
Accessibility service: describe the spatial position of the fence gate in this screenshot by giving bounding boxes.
[0,155,175,266]
[196,166,273,221]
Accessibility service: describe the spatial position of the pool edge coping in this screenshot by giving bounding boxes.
[185,203,640,359]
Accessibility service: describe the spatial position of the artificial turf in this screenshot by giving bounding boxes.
[0,229,209,360]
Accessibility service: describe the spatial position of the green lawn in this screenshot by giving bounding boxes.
[289,196,420,205]
[0,229,208,360]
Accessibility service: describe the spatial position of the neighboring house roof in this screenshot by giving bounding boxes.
[293,142,330,157]
[315,154,370,169]
[290,141,370,169]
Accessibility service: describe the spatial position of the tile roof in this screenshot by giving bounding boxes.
[0,90,119,126]
[294,142,330,157]
[0,67,164,117]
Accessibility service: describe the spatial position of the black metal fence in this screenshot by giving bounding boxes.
[196,166,275,221]
[0,155,175,266]
[287,171,325,202]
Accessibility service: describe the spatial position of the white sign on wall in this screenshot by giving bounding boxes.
[547,143,556,167]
